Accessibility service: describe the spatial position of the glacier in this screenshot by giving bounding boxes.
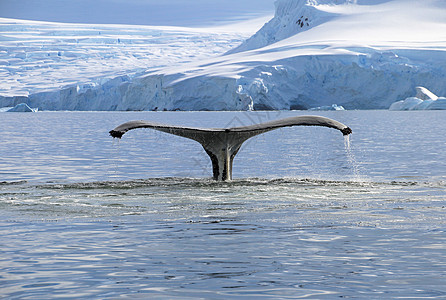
[1,0,446,111]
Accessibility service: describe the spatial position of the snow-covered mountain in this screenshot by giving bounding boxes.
[227,0,356,54]
[2,0,446,111]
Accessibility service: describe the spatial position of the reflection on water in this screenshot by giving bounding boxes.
[1,111,446,298]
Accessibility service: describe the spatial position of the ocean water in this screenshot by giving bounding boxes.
[1,110,445,299]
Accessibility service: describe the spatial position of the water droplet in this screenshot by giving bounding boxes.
[344,135,363,181]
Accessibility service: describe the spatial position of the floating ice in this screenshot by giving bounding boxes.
[6,103,37,112]
[389,87,446,111]
[415,86,438,101]
[309,104,345,111]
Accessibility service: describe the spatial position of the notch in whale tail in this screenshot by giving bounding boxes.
[110,115,352,181]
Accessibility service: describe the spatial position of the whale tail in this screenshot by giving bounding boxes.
[110,115,352,181]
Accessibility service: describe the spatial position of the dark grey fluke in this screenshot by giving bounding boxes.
[110,115,352,181]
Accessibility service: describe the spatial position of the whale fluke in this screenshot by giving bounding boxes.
[110,115,352,181]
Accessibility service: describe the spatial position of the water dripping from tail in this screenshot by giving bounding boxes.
[344,135,364,182]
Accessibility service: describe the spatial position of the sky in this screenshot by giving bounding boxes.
[0,0,276,27]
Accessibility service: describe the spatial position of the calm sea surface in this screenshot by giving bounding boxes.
[1,111,445,299]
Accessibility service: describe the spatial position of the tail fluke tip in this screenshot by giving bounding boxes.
[341,127,352,136]
[109,130,123,139]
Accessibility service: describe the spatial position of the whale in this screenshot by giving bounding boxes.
[110,115,352,181]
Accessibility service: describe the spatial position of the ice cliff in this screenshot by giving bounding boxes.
[1,0,446,111]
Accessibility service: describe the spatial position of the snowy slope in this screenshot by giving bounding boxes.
[2,0,446,111]
[0,17,268,98]
[227,0,355,54]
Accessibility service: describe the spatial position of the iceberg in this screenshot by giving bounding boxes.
[425,98,446,110]
[388,97,423,111]
[309,104,345,111]
[389,87,446,111]
[0,107,13,112]
[415,86,438,101]
[6,103,37,112]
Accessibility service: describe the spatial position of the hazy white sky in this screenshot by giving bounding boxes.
[0,0,276,26]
